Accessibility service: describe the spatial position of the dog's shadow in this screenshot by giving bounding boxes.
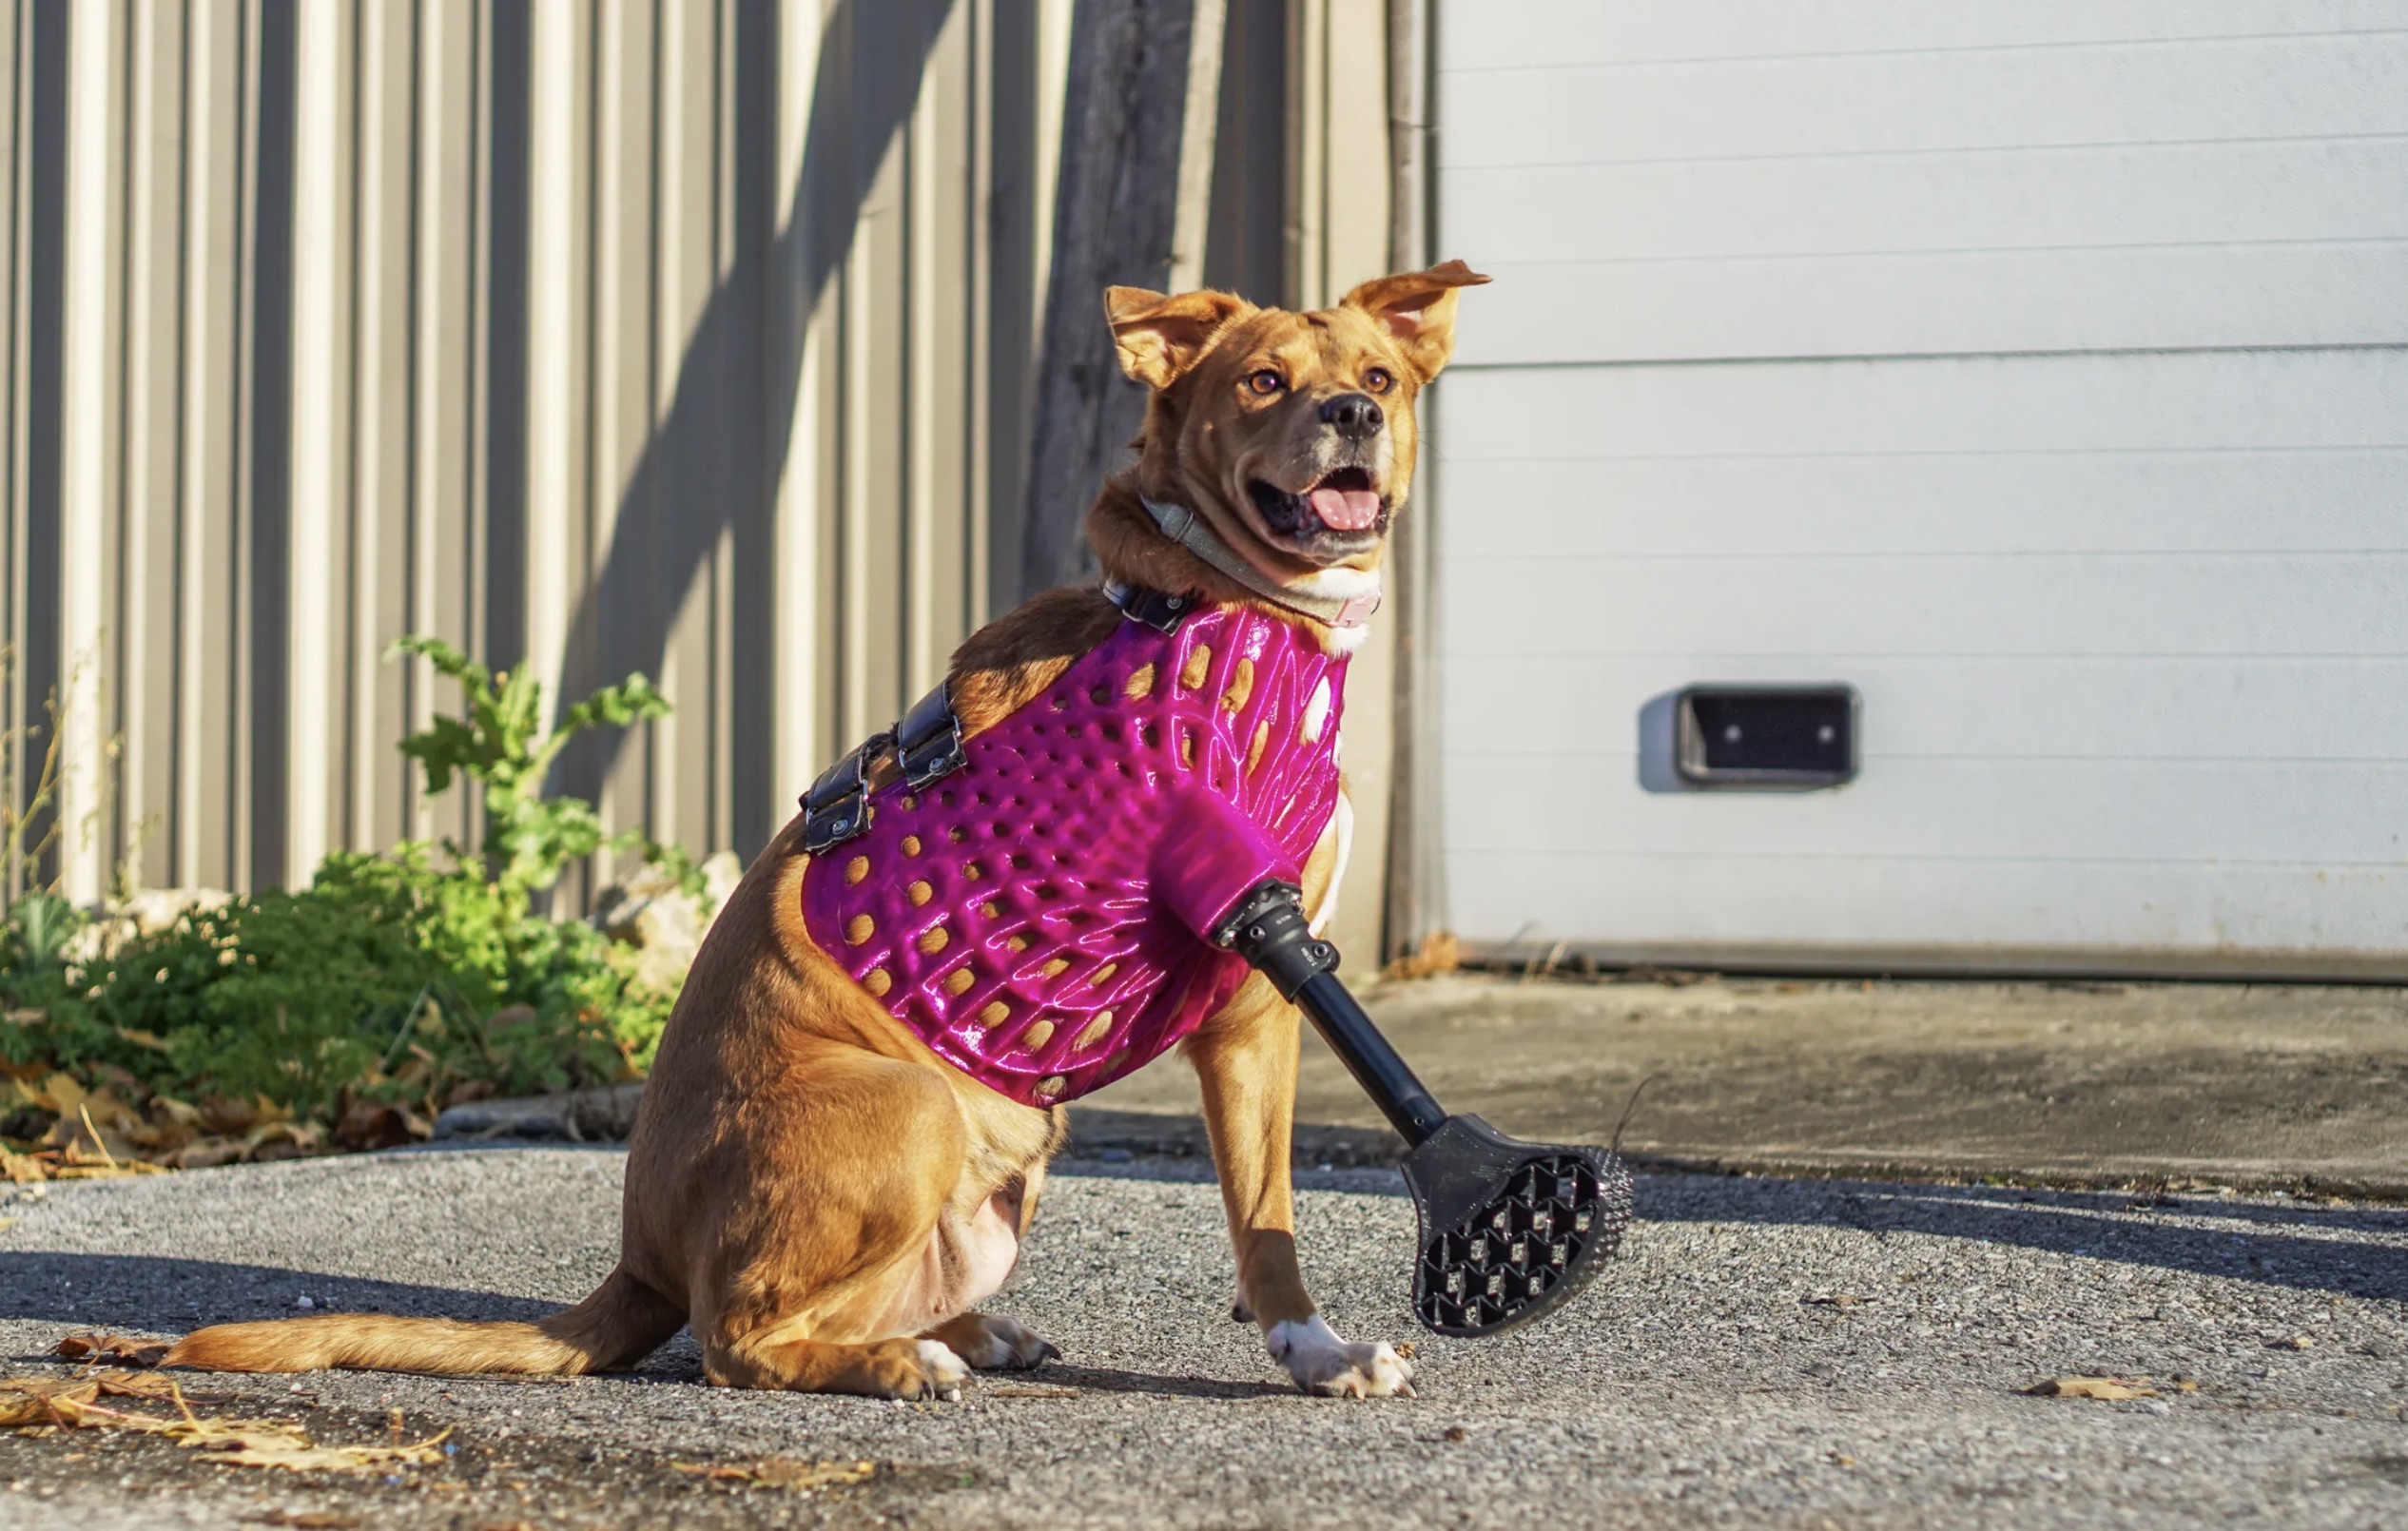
[1019,1361,1291,1402]
[0,1251,562,1336]
[0,1251,1292,1399]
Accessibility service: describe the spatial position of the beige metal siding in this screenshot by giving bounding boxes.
[10,0,1081,906]
[10,0,1408,959]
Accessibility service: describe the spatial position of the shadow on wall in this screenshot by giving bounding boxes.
[547,0,965,854]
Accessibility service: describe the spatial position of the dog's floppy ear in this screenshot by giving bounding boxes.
[1340,259,1491,382]
[1105,287,1253,389]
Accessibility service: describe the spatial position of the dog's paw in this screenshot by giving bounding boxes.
[942,1314,1059,1371]
[908,1340,970,1401]
[1266,1316,1416,1399]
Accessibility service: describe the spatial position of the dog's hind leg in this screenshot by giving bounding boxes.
[681,1041,1038,1400]
[707,1328,973,1400]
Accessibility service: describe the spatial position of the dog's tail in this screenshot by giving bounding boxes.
[160,1265,683,1377]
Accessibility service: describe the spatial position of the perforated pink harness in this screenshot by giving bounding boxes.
[799,590,1348,1107]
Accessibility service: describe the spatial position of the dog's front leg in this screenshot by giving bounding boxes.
[1185,984,1415,1399]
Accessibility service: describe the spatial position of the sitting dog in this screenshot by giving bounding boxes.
[157,260,1490,1401]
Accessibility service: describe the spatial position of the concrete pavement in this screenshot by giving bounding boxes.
[3,1145,2406,1528]
[6,970,2407,1526]
[1079,972,2408,1196]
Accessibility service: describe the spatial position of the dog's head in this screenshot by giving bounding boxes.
[1105,262,1489,578]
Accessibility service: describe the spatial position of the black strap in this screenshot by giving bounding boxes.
[801,731,888,853]
[798,681,967,854]
[894,681,966,788]
[1107,581,1194,633]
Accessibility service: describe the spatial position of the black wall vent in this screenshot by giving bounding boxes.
[1675,686,1858,788]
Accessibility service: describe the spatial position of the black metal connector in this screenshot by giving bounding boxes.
[1211,882,1630,1338]
[1215,879,1446,1145]
[1211,880,1338,999]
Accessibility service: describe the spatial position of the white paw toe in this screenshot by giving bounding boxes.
[960,1316,1059,1370]
[914,1339,969,1400]
[1266,1317,1418,1399]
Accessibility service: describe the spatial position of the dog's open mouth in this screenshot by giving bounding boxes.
[1247,467,1388,541]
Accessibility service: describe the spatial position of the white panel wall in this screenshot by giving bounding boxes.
[1431,3,2408,973]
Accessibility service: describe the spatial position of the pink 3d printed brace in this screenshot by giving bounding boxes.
[796,577,1634,1340]
[799,586,1348,1107]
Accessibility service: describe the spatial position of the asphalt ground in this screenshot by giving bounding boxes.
[3,1145,2405,1529]
[1081,974,2408,1195]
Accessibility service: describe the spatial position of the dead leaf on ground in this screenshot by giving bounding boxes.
[4,1366,449,1472]
[1,1368,185,1428]
[331,1099,433,1153]
[2024,1375,2159,1401]
[201,1431,451,1473]
[243,1510,362,1528]
[670,1457,877,1491]
[1381,931,1461,982]
[0,1377,102,1428]
[54,1332,173,1366]
[2273,1334,2315,1350]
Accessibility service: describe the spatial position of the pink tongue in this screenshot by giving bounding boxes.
[1306,485,1381,531]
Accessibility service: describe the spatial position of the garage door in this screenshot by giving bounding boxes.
[1428,3,2408,976]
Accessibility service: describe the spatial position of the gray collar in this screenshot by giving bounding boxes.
[1135,496,1382,630]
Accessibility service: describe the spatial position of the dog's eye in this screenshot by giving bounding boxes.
[1246,369,1286,397]
[1363,367,1394,395]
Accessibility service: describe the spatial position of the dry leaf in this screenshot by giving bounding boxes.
[0,1377,100,1428]
[5,1366,447,1473]
[243,1511,362,1529]
[2274,1335,2314,1350]
[671,1457,876,1491]
[0,1216,18,1233]
[1382,931,1461,982]
[54,1332,173,1367]
[331,1100,433,1153]
[202,1433,451,1473]
[165,1137,252,1171]
[2025,1375,2159,1400]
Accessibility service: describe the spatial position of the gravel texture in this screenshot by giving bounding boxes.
[2,1145,2404,1528]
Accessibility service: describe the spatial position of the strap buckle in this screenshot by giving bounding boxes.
[799,682,966,854]
[801,731,888,853]
[1104,579,1194,633]
[893,681,966,789]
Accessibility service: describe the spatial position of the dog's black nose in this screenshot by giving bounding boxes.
[1319,392,1384,440]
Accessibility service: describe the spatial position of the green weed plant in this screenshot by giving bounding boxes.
[0,640,696,1135]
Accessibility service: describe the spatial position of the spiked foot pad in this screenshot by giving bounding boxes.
[1402,1116,1634,1337]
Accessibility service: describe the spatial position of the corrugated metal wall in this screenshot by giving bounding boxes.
[7,0,1084,906]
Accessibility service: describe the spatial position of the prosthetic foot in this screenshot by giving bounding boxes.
[1213,882,1636,1338]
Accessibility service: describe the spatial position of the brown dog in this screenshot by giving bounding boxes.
[157,261,1488,1401]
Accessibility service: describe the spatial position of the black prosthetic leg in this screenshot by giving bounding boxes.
[1214,882,1635,1337]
